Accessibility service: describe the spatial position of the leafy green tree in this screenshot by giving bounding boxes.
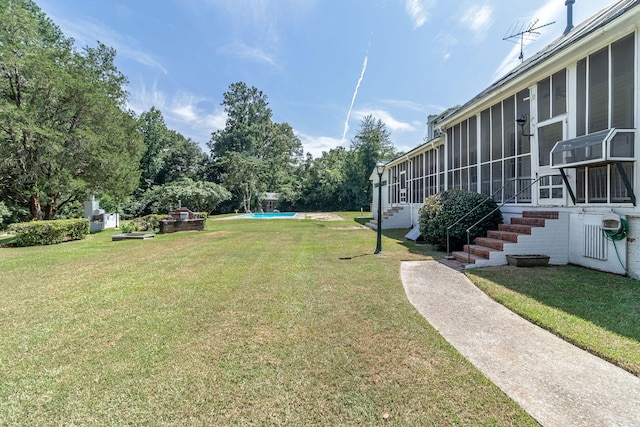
[146,178,231,214]
[138,107,175,188]
[220,152,267,212]
[138,107,207,188]
[208,82,303,212]
[295,147,354,211]
[208,82,272,158]
[350,115,398,208]
[258,122,304,192]
[0,0,143,221]
[156,136,207,184]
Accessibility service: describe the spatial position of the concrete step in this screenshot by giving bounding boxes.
[499,223,535,234]
[523,210,559,219]
[439,257,466,271]
[474,237,508,251]
[463,244,497,259]
[451,250,485,264]
[511,217,547,227]
[487,229,522,243]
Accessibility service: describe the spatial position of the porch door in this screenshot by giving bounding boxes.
[537,119,566,206]
[399,171,407,203]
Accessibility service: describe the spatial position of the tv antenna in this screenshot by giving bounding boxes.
[503,18,555,62]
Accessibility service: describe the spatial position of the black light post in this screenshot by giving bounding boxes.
[374,163,385,254]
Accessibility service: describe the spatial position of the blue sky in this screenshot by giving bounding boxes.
[37,0,608,158]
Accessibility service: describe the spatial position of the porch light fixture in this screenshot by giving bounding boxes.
[516,114,534,137]
[374,163,385,254]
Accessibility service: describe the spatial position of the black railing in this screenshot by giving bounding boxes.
[463,176,549,264]
[446,178,533,256]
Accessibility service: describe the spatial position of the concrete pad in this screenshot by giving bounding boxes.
[401,260,640,427]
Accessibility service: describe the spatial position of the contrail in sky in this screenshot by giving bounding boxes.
[342,40,371,145]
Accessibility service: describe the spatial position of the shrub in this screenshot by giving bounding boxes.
[120,214,164,233]
[418,190,502,251]
[131,214,162,232]
[7,218,89,247]
[119,223,135,234]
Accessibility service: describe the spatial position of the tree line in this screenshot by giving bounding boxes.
[0,0,400,226]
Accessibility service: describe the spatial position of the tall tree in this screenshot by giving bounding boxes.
[220,152,267,213]
[0,0,143,220]
[208,82,272,158]
[138,107,207,188]
[349,115,397,207]
[138,107,174,189]
[258,122,304,191]
[208,82,302,211]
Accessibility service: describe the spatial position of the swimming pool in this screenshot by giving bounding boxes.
[241,212,297,219]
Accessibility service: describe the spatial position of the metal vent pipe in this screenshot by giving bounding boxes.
[564,0,575,35]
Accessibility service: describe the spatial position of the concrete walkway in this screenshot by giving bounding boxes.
[401,260,640,427]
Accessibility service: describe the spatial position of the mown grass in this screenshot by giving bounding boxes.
[466,265,640,376]
[0,213,536,425]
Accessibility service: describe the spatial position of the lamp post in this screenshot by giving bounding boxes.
[374,163,385,254]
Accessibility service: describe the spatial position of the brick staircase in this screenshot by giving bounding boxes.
[450,211,560,268]
[366,206,403,230]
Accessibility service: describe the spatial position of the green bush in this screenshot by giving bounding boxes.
[119,223,135,234]
[121,214,164,233]
[418,190,503,251]
[7,218,89,247]
[133,214,163,232]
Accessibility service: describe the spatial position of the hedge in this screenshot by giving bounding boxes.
[7,218,90,247]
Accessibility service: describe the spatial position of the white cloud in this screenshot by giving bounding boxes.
[128,84,227,147]
[127,81,168,114]
[379,99,435,112]
[352,109,416,132]
[203,112,228,131]
[460,3,493,42]
[217,41,279,67]
[433,33,458,60]
[296,131,344,158]
[405,0,435,29]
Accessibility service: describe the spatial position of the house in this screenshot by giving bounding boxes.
[260,192,280,212]
[372,0,640,277]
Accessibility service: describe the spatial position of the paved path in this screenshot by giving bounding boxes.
[401,260,640,427]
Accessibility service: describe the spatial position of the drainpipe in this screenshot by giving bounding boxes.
[564,0,575,36]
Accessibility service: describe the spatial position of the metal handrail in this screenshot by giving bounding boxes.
[446,178,532,256]
[464,175,548,264]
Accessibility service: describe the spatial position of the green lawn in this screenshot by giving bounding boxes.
[0,213,536,425]
[467,265,640,376]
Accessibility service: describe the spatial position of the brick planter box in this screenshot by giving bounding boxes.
[159,218,204,234]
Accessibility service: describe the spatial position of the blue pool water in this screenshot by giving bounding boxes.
[242,212,296,219]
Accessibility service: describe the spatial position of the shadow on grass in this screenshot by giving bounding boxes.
[353,216,373,226]
[339,253,371,260]
[469,265,640,343]
[355,227,442,260]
